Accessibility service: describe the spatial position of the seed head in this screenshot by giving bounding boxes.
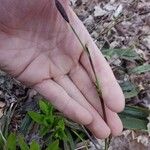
[55,0,70,23]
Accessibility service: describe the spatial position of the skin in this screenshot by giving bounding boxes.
[0,0,125,138]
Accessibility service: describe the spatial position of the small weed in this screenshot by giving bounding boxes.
[0,99,89,150]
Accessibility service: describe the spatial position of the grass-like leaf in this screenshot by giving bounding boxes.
[129,64,150,74]
[0,130,6,149]
[30,141,40,150]
[65,129,76,150]
[46,140,59,150]
[101,48,140,61]
[119,106,149,130]
[18,135,29,150]
[28,111,45,125]
[6,133,16,150]
[39,100,53,115]
[120,81,139,99]
[20,115,32,135]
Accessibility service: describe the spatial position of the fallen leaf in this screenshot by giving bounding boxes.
[94,5,108,17]
[0,101,5,108]
[113,4,123,18]
[129,64,150,74]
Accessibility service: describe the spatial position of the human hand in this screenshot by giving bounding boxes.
[0,0,125,138]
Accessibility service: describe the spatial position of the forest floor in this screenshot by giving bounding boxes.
[0,0,150,149]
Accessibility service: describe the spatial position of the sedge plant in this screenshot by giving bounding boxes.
[54,0,110,149]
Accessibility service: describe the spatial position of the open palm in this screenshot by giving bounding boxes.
[0,0,125,138]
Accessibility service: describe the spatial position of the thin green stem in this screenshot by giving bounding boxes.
[69,24,86,51]
[69,23,111,150]
[55,1,109,148]
[69,23,107,123]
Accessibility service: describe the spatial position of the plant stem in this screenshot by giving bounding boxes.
[105,135,112,150]
[54,1,109,149]
[69,23,110,150]
[0,130,6,144]
[72,129,89,150]
[69,23,107,124]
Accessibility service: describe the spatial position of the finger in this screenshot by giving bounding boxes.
[34,79,93,125]
[87,109,123,137]
[69,64,123,136]
[54,75,110,138]
[80,48,125,113]
[105,107,123,136]
[69,65,103,114]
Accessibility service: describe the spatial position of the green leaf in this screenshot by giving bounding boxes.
[72,130,88,150]
[1,114,9,137]
[65,129,75,150]
[39,100,51,115]
[129,64,150,74]
[119,106,149,130]
[40,126,51,137]
[120,81,139,99]
[120,81,136,91]
[102,48,140,61]
[53,118,67,140]
[54,129,67,140]
[30,141,40,150]
[28,111,46,125]
[56,119,65,130]
[124,90,139,99]
[20,115,32,135]
[46,140,59,150]
[6,133,16,150]
[120,114,148,130]
[0,136,4,150]
[0,130,5,150]
[18,135,29,150]
[44,116,54,125]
